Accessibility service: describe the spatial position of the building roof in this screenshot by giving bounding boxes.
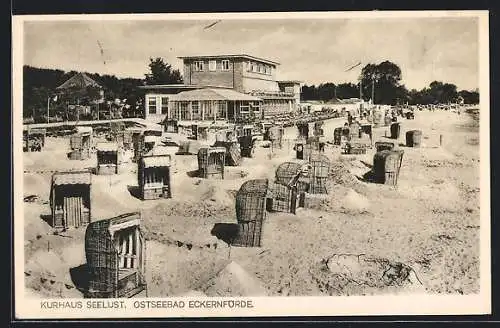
[52,171,91,186]
[169,88,262,102]
[138,84,201,90]
[277,80,303,84]
[178,54,280,66]
[96,142,118,152]
[142,155,171,168]
[56,72,102,90]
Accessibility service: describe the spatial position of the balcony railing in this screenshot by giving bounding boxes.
[249,90,296,98]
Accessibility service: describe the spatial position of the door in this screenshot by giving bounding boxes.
[63,196,82,229]
[227,102,235,121]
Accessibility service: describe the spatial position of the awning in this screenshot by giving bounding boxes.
[126,127,144,133]
[107,212,141,236]
[75,126,93,135]
[169,88,262,102]
[142,155,171,168]
[28,128,47,135]
[144,135,159,143]
[96,142,118,152]
[52,171,91,185]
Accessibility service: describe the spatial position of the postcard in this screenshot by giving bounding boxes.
[12,10,490,319]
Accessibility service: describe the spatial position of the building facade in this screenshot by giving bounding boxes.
[141,54,302,123]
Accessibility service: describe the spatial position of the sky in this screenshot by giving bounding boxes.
[23,15,480,91]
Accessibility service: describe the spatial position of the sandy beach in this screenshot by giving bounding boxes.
[22,109,480,298]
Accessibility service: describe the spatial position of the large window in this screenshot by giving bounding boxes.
[148,96,157,115]
[251,101,261,114]
[222,60,230,71]
[217,101,227,119]
[194,61,204,72]
[180,102,189,120]
[191,101,200,115]
[209,60,216,71]
[239,102,250,114]
[161,97,169,115]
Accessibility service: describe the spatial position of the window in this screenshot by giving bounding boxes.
[194,61,204,71]
[148,96,157,115]
[191,101,199,115]
[222,60,230,71]
[258,64,263,73]
[209,60,216,71]
[251,101,261,114]
[240,102,250,113]
[180,102,189,120]
[161,97,168,115]
[217,101,227,118]
[251,62,256,72]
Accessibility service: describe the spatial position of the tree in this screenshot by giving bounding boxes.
[23,66,144,119]
[458,89,479,104]
[427,81,459,104]
[336,82,360,99]
[360,61,403,105]
[301,85,319,101]
[145,57,183,85]
[317,83,337,101]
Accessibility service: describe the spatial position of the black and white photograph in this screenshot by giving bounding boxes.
[12,11,490,318]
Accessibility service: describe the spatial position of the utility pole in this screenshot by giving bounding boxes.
[46,97,50,123]
[359,78,363,100]
[371,77,375,105]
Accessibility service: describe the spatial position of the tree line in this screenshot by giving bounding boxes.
[23,57,183,119]
[301,61,479,105]
[23,58,479,120]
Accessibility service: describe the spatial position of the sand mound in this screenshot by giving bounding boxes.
[146,240,229,296]
[310,254,424,296]
[23,174,51,198]
[59,242,86,268]
[398,180,461,212]
[26,250,64,277]
[199,184,235,208]
[23,156,34,167]
[176,290,207,297]
[202,261,268,296]
[340,189,371,214]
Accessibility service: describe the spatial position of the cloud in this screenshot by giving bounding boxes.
[23,17,480,90]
